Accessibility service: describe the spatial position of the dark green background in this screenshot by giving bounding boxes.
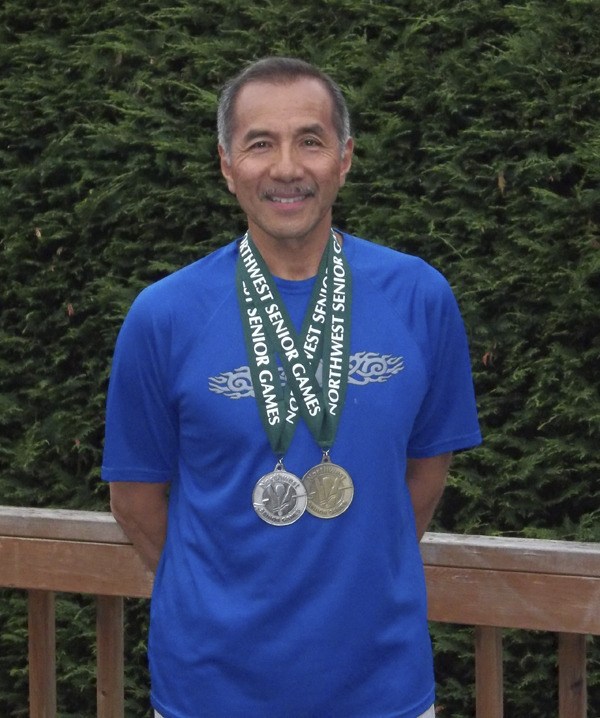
[1,1,598,715]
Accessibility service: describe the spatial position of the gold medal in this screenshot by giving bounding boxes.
[302,453,354,519]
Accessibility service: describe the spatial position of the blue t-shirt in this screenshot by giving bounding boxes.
[102,233,482,718]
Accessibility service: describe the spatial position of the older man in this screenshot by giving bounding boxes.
[103,57,481,718]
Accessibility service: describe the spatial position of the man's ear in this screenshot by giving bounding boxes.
[218,144,236,195]
[339,137,354,187]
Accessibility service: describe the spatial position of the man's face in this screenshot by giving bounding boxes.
[219,77,353,248]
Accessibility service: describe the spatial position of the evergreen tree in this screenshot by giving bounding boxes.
[1,1,598,715]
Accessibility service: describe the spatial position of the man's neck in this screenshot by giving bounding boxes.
[248,229,342,281]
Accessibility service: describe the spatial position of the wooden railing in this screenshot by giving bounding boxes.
[1,506,599,717]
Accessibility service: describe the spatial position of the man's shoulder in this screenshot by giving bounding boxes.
[137,240,237,304]
[344,232,450,293]
[122,240,238,329]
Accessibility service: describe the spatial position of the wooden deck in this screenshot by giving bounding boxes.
[1,506,599,717]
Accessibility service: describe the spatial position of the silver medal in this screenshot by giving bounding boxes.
[302,455,354,519]
[252,462,307,526]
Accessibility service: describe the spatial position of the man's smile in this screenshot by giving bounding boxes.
[270,196,306,203]
[263,187,316,203]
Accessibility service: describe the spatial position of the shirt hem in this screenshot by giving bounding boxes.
[101,466,172,483]
[407,430,482,459]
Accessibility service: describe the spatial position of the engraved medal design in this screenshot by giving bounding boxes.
[252,462,307,526]
[302,454,354,519]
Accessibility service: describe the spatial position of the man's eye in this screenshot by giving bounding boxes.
[249,141,269,150]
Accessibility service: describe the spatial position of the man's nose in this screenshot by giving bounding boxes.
[269,145,303,182]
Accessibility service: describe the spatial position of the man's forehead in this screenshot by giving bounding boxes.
[231,78,335,133]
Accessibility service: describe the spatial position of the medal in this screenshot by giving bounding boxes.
[303,452,354,519]
[252,461,307,526]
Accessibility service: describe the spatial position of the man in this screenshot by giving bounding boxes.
[103,57,481,718]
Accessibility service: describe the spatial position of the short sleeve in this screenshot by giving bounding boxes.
[101,290,178,483]
[406,277,482,458]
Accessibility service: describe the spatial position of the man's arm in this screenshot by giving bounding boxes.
[405,452,452,541]
[109,481,169,573]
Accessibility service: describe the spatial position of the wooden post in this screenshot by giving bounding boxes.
[475,625,503,718]
[96,595,125,718]
[28,589,56,718]
[558,632,587,718]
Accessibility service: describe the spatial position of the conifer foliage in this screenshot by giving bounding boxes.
[1,1,598,715]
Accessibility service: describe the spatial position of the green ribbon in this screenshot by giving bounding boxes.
[236,231,352,459]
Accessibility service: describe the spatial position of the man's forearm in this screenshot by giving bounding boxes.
[110,482,169,573]
[406,453,452,540]
[115,509,166,573]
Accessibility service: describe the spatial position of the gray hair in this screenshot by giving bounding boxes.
[217,57,352,159]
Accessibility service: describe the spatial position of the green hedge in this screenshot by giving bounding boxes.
[1,1,598,715]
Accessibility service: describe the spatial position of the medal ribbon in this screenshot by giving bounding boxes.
[236,231,351,458]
